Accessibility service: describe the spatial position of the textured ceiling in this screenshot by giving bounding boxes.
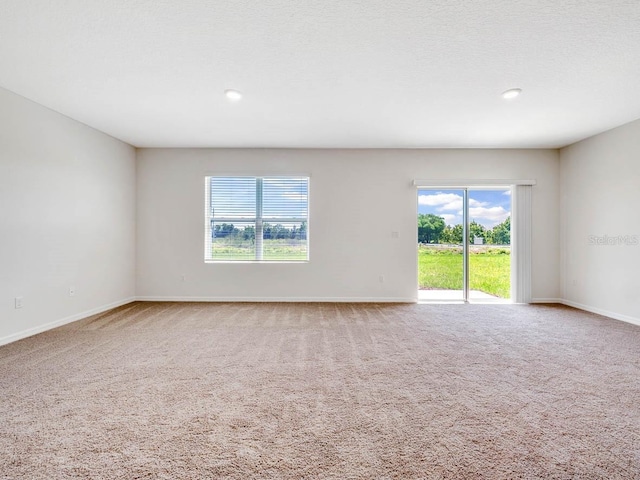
[1,0,640,148]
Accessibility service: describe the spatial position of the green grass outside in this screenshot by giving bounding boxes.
[263,242,307,260]
[418,245,511,298]
[212,239,308,261]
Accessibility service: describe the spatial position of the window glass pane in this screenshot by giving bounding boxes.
[417,189,464,301]
[262,178,308,220]
[468,188,511,300]
[210,177,256,219]
[205,176,309,262]
[210,221,256,260]
[262,221,308,261]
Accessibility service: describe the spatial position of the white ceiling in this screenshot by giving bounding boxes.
[1,0,640,149]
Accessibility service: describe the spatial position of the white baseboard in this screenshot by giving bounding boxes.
[560,299,640,327]
[0,297,137,347]
[4,296,634,348]
[530,297,640,327]
[135,296,416,303]
[530,298,563,303]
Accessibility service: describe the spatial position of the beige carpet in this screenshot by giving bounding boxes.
[1,302,639,479]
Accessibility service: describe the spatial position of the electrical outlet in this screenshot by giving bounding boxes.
[379,275,385,283]
[69,286,76,297]
[15,297,23,309]
[391,231,399,238]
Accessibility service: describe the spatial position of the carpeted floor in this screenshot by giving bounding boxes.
[1,302,639,479]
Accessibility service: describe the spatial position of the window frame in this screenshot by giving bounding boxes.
[204,175,309,263]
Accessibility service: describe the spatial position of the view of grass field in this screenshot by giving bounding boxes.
[212,239,307,261]
[418,245,511,298]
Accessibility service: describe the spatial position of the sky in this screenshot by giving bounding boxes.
[418,189,511,228]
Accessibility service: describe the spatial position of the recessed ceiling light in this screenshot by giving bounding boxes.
[502,88,522,100]
[225,89,243,101]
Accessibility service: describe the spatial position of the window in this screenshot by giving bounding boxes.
[205,176,309,261]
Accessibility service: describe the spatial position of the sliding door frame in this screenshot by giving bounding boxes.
[462,189,470,301]
[415,179,535,303]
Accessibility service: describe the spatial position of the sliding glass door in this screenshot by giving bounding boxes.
[417,187,511,302]
[417,189,465,301]
[467,188,511,301]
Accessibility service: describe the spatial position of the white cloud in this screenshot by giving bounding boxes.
[419,192,509,227]
[418,193,491,213]
[503,190,512,196]
[440,200,462,211]
[441,214,458,225]
[469,198,487,207]
[418,193,461,209]
[469,206,509,227]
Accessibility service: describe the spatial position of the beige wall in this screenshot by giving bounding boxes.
[560,119,640,324]
[0,88,136,344]
[136,148,560,301]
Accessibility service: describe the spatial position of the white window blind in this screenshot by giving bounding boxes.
[205,176,309,261]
